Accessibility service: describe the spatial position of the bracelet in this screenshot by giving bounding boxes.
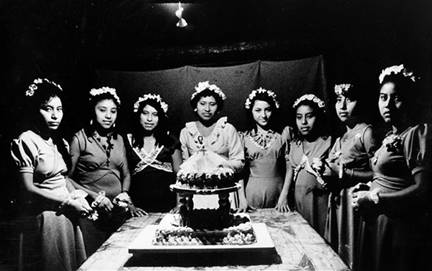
[58,196,72,212]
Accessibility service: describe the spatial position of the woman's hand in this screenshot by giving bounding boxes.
[128,204,148,217]
[275,196,291,213]
[352,188,379,211]
[66,198,93,215]
[237,197,255,213]
[92,196,113,212]
[311,158,325,175]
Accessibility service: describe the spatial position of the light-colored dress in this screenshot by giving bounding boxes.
[179,117,244,208]
[70,128,130,255]
[240,129,286,208]
[358,124,431,271]
[10,130,86,271]
[287,136,332,236]
[325,123,376,270]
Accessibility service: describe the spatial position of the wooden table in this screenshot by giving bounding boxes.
[78,209,349,271]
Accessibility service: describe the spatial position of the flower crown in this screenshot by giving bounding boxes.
[133,93,168,114]
[244,87,280,109]
[378,64,417,84]
[334,83,354,96]
[191,81,226,101]
[25,78,63,97]
[89,87,121,105]
[292,94,326,110]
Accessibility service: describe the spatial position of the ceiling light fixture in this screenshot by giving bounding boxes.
[175,2,188,28]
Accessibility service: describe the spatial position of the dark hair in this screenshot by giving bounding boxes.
[379,74,416,106]
[292,99,328,141]
[24,79,70,168]
[334,83,368,119]
[84,92,121,137]
[131,99,171,148]
[190,89,224,111]
[245,95,279,132]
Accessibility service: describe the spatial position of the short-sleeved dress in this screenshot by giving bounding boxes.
[358,124,431,271]
[287,136,332,236]
[10,130,86,271]
[126,134,180,212]
[325,123,376,269]
[240,129,286,208]
[179,117,245,208]
[70,128,129,255]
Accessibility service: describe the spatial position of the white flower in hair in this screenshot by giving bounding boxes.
[191,81,226,101]
[292,94,326,110]
[89,87,121,105]
[244,87,280,109]
[133,93,168,113]
[25,78,63,97]
[378,64,417,84]
[334,84,354,96]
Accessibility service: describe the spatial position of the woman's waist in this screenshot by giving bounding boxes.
[372,175,413,192]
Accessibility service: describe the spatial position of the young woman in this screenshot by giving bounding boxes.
[238,87,289,210]
[322,83,377,270]
[276,94,332,236]
[126,93,182,212]
[179,81,244,208]
[10,78,91,271]
[68,87,145,255]
[352,65,431,271]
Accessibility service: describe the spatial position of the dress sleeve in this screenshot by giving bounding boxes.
[225,124,245,172]
[403,123,431,175]
[179,128,190,161]
[10,134,38,173]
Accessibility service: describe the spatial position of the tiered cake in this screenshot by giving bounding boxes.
[152,148,256,246]
[175,148,237,189]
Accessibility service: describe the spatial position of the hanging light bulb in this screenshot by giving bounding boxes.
[175,2,188,28]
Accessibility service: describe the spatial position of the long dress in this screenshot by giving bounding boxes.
[125,134,180,212]
[10,130,86,271]
[69,128,129,255]
[325,123,376,270]
[179,117,244,209]
[287,136,332,236]
[240,129,286,208]
[358,124,431,271]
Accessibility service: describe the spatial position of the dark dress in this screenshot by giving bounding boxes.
[358,124,431,271]
[287,136,332,236]
[325,123,376,270]
[126,134,180,212]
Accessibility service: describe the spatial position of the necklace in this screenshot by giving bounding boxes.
[93,132,114,166]
[248,129,276,150]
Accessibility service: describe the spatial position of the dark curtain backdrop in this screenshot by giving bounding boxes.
[95,55,327,135]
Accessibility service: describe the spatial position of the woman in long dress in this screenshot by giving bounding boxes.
[126,94,182,212]
[179,81,244,209]
[10,78,92,271]
[277,94,332,236]
[352,65,431,271]
[323,83,377,270]
[68,87,145,255]
[239,87,289,209]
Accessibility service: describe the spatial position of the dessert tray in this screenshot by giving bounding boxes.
[128,217,274,254]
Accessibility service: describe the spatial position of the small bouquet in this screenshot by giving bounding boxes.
[383,134,402,153]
